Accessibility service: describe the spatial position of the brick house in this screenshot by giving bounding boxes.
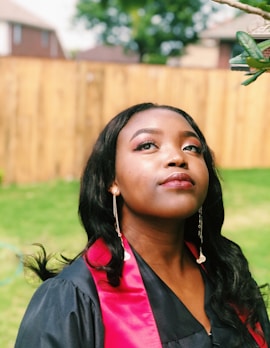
[0,0,65,59]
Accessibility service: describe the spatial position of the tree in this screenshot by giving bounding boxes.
[75,0,215,63]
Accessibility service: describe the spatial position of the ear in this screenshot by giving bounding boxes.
[109,183,120,196]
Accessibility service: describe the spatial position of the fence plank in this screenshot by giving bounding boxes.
[0,57,270,184]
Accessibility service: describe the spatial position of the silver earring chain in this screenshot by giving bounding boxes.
[196,206,206,264]
[112,194,130,261]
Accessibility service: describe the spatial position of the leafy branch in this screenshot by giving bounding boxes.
[230,31,270,85]
[211,0,270,20]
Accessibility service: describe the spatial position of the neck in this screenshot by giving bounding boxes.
[121,213,186,267]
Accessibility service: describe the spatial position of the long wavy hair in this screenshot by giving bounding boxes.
[29,103,268,347]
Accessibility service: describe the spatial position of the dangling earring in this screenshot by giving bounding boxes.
[196,207,206,264]
[111,188,130,261]
[112,188,122,241]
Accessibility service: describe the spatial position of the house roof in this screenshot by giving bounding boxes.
[0,0,54,30]
[201,13,270,40]
[76,45,140,63]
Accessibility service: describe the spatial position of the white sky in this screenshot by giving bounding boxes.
[13,0,96,51]
[13,0,236,52]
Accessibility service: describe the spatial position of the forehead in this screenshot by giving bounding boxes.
[119,108,195,139]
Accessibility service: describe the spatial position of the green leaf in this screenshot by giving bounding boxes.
[229,53,247,65]
[241,69,266,86]
[230,39,270,65]
[239,0,270,12]
[246,57,270,69]
[257,39,270,52]
[236,31,264,59]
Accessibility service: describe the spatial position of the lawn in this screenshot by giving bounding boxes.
[0,180,86,348]
[221,169,270,285]
[0,169,270,347]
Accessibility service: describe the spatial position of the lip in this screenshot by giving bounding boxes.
[160,172,195,189]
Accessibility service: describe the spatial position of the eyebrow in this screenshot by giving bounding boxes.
[182,130,200,140]
[129,128,200,142]
[129,128,162,141]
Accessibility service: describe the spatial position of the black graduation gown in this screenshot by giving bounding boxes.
[135,252,270,347]
[15,258,104,348]
[15,257,270,347]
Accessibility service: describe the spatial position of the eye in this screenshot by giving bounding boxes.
[135,141,158,151]
[183,144,202,154]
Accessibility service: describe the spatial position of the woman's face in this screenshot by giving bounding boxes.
[114,108,209,220]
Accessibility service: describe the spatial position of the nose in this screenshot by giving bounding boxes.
[166,148,187,168]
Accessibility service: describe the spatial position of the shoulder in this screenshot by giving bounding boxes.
[56,256,99,299]
[32,256,99,305]
[28,257,101,319]
[15,257,103,348]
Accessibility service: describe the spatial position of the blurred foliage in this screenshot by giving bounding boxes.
[240,0,270,12]
[75,0,215,63]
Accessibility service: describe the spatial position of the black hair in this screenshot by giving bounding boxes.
[28,103,268,347]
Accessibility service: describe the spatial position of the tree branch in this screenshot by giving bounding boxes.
[211,0,270,20]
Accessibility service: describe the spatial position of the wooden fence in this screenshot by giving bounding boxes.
[0,57,270,184]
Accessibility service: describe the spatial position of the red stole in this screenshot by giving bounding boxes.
[84,238,268,348]
[84,237,162,348]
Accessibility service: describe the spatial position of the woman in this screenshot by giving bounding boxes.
[15,103,269,347]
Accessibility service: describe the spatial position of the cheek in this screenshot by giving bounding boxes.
[115,164,155,207]
[117,171,151,195]
[115,155,153,187]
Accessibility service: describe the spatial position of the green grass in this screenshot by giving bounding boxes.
[0,181,86,348]
[220,169,270,286]
[0,170,270,347]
